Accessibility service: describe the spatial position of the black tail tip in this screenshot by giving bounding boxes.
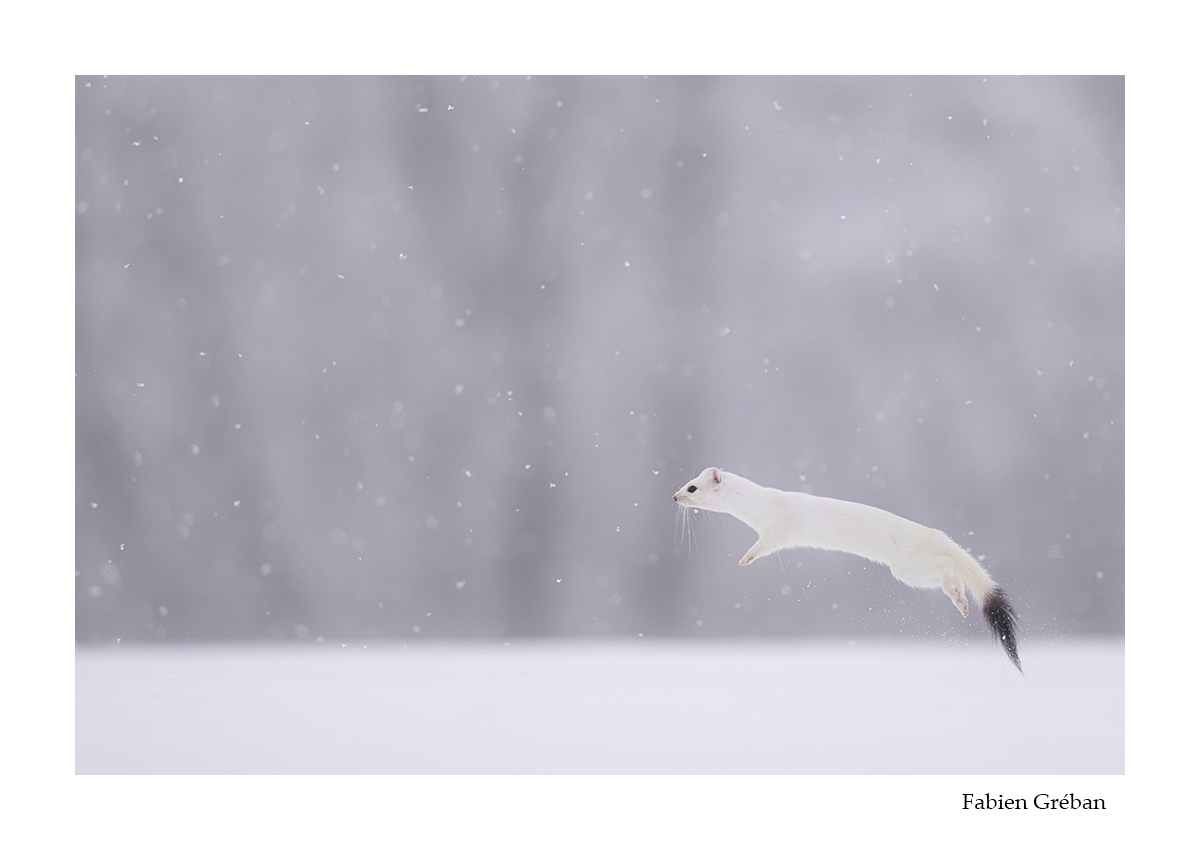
[983,588,1022,672]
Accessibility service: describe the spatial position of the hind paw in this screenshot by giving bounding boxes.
[943,580,969,618]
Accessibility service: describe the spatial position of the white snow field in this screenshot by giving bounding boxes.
[76,638,1122,774]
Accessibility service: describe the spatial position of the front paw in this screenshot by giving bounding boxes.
[739,552,757,566]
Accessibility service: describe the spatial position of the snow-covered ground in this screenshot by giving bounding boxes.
[76,638,1122,774]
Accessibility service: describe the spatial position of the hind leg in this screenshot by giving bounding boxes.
[942,577,969,618]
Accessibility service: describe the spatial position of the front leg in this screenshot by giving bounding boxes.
[739,535,772,566]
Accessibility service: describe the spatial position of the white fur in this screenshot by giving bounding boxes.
[673,467,997,618]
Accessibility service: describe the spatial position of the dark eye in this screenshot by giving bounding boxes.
[687,485,697,493]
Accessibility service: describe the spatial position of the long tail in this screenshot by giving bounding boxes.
[952,543,1022,672]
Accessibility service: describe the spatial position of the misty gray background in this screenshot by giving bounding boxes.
[75,76,1123,643]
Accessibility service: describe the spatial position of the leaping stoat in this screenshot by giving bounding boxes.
[673,467,1021,670]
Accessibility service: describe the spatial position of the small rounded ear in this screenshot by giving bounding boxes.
[711,468,722,484]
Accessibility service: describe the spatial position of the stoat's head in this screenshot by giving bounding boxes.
[673,467,724,509]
